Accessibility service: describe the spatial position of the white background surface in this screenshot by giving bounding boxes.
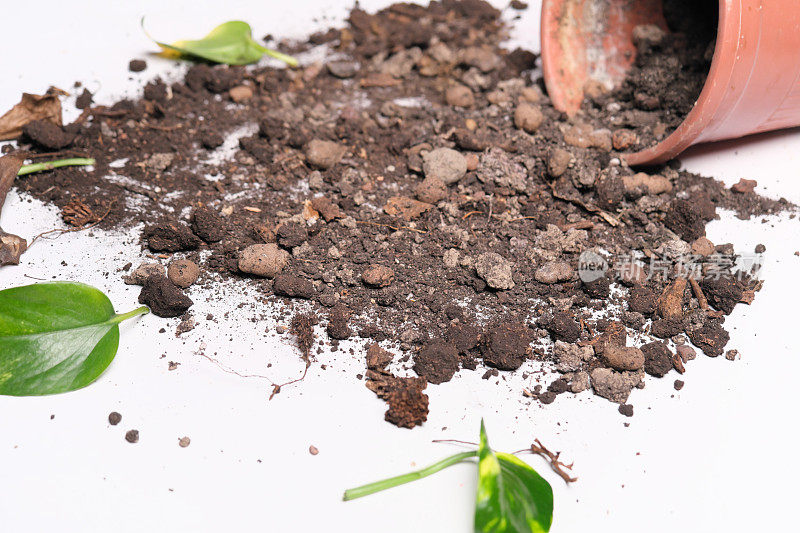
[1,1,799,532]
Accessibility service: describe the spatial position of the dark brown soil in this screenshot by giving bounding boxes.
[138,274,193,318]
[290,312,317,360]
[4,0,792,428]
[129,59,147,73]
[642,341,673,377]
[22,120,76,150]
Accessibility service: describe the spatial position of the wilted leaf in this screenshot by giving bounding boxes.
[0,154,26,266]
[0,92,63,141]
[0,282,148,395]
[0,153,23,206]
[0,230,27,267]
[475,421,554,533]
[145,20,298,67]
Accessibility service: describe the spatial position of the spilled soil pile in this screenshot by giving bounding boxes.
[4,0,788,428]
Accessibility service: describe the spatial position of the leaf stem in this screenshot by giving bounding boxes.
[18,158,96,176]
[111,306,150,324]
[342,451,477,501]
[255,44,299,68]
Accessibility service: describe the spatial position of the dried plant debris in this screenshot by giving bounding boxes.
[0,154,27,266]
[3,1,792,427]
[0,90,64,141]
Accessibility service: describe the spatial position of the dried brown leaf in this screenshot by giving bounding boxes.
[0,153,24,210]
[0,93,63,141]
[0,230,27,267]
[0,153,27,266]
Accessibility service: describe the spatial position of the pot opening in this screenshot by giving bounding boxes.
[635,0,719,143]
[574,0,720,152]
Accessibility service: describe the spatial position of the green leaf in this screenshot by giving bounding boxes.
[144,19,298,67]
[475,421,554,533]
[0,282,148,396]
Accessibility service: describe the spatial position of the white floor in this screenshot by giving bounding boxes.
[1,2,799,532]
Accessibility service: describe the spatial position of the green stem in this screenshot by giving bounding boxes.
[110,306,150,324]
[17,158,96,177]
[255,44,299,68]
[343,451,477,501]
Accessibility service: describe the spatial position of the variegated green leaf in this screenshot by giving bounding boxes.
[144,20,297,67]
[475,421,554,533]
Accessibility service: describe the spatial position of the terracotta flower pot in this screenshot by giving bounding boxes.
[540,0,800,165]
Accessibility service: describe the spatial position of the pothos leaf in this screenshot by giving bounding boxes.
[0,282,148,396]
[144,20,298,67]
[475,421,554,533]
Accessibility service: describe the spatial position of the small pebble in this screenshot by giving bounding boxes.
[305,139,346,169]
[108,412,122,426]
[239,244,290,278]
[327,60,360,79]
[309,445,319,455]
[125,430,139,443]
[229,85,254,103]
[168,259,200,288]
[422,148,467,185]
[514,103,544,133]
[362,265,395,288]
[445,84,475,107]
[179,436,191,448]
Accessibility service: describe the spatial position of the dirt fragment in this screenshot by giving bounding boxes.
[274,274,315,299]
[366,343,393,371]
[475,252,515,290]
[144,222,201,253]
[326,304,352,340]
[366,371,428,429]
[603,346,645,372]
[641,342,673,377]
[22,120,75,150]
[290,312,317,361]
[688,321,730,357]
[190,206,226,243]
[383,196,433,220]
[590,368,643,404]
[414,340,460,384]
[138,274,193,318]
[129,59,147,72]
[481,322,532,371]
[123,263,164,285]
